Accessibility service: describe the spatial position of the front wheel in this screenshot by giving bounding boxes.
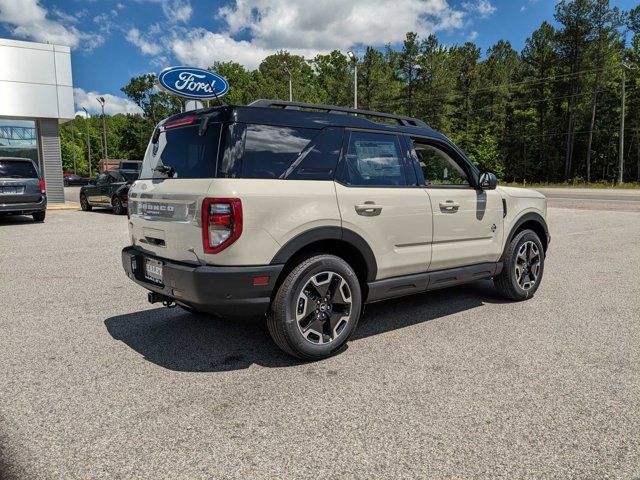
[267,255,362,360]
[80,193,92,211]
[494,229,545,300]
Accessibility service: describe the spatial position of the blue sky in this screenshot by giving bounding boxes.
[0,0,636,116]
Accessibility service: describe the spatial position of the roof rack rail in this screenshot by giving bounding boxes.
[248,99,429,129]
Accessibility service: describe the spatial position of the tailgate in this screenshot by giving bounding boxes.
[0,178,41,204]
[128,178,214,263]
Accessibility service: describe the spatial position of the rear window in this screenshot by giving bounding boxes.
[145,123,221,179]
[219,124,326,179]
[0,160,38,179]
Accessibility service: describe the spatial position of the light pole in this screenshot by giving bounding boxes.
[408,64,421,116]
[82,107,91,178]
[71,127,77,174]
[284,66,293,102]
[618,62,632,185]
[96,96,108,172]
[347,51,358,109]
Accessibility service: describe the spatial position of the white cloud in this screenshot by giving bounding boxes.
[130,0,493,69]
[162,0,192,23]
[461,0,496,18]
[218,0,466,51]
[0,0,104,50]
[468,31,478,41]
[126,28,163,55]
[74,88,143,116]
[171,28,320,70]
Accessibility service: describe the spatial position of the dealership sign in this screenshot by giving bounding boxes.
[157,66,229,100]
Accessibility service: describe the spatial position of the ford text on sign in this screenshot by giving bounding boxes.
[157,67,229,100]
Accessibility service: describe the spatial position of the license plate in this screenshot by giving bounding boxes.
[144,258,163,284]
[0,186,23,194]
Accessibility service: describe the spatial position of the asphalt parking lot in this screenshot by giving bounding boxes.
[1,196,639,479]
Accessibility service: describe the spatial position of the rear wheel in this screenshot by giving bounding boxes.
[494,229,545,300]
[80,193,92,211]
[32,210,46,222]
[267,254,362,360]
[112,196,125,215]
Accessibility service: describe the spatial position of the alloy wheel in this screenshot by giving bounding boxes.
[514,240,541,291]
[295,271,352,345]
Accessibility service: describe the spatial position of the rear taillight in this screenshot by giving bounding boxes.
[202,198,242,254]
[39,180,46,194]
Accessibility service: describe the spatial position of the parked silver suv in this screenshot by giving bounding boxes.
[121,101,549,360]
[0,157,47,222]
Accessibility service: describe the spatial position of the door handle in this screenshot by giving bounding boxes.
[439,200,460,211]
[355,202,383,216]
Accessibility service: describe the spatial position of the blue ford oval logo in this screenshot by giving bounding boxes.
[157,66,229,100]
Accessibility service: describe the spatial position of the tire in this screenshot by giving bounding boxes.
[112,196,125,215]
[267,254,362,360]
[80,193,92,211]
[32,210,46,222]
[494,229,545,301]
[63,179,69,187]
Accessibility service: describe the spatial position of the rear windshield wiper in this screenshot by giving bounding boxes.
[154,165,175,178]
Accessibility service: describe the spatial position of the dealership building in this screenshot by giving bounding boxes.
[0,37,74,204]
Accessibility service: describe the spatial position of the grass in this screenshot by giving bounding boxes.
[502,181,640,189]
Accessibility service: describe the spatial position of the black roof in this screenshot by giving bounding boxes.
[161,99,446,139]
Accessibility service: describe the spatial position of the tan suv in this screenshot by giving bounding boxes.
[121,100,549,360]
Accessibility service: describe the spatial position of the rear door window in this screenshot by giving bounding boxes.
[0,160,38,179]
[338,131,406,186]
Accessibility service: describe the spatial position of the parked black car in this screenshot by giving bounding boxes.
[63,174,90,186]
[0,157,47,222]
[79,169,138,215]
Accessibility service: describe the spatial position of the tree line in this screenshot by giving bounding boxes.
[60,0,640,184]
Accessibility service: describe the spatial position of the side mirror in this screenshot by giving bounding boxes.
[478,172,497,190]
[89,179,96,186]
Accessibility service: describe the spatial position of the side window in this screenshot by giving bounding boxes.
[244,124,317,178]
[284,127,344,180]
[340,131,406,186]
[411,140,470,186]
[95,173,108,186]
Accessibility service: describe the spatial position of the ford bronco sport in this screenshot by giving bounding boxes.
[122,100,549,360]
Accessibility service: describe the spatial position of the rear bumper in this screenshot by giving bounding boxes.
[122,246,283,318]
[0,197,46,214]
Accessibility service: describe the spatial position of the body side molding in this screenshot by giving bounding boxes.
[270,226,378,281]
[366,262,502,303]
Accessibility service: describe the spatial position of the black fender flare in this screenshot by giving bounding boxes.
[270,226,378,281]
[504,211,550,255]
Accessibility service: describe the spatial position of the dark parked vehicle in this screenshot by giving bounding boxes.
[63,174,90,186]
[79,169,138,215]
[0,157,47,222]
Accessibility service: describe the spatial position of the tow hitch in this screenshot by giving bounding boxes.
[148,291,176,308]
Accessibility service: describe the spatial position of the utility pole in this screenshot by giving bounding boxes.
[97,96,108,172]
[618,62,628,185]
[82,107,91,178]
[347,51,358,109]
[284,66,293,102]
[71,127,77,174]
[407,64,421,116]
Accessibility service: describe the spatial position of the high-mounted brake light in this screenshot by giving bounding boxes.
[202,198,243,254]
[164,116,195,129]
[39,179,46,194]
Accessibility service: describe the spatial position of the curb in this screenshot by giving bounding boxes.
[47,204,80,211]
